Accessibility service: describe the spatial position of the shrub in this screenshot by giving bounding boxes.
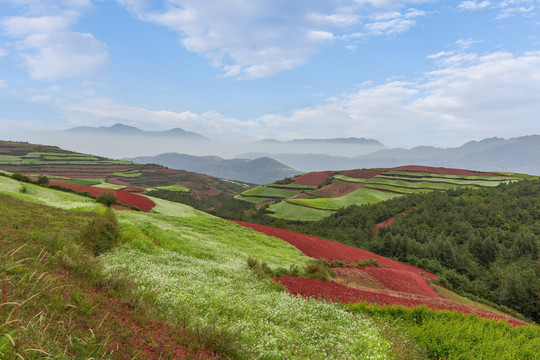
[11,173,30,183]
[304,260,336,281]
[79,208,120,255]
[19,184,27,194]
[36,175,50,186]
[96,192,118,207]
[357,258,380,267]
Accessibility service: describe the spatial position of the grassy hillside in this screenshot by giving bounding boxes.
[0,140,248,210]
[0,175,390,359]
[217,165,523,222]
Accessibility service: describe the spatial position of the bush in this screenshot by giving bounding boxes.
[11,173,30,183]
[96,192,118,207]
[79,208,120,255]
[357,258,380,267]
[36,175,50,186]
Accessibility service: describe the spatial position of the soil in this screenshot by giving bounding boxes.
[385,165,506,177]
[230,220,438,279]
[374,210,411,236]
[292,171,335,186]
[309,179,364,198]
[50,181,155,211]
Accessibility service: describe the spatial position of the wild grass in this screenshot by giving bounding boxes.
[233,194,273,204]
[348,303,540,360]
[101,212,391,359]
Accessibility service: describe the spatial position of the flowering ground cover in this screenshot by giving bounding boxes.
[101,212,391,359]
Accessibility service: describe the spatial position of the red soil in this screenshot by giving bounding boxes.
[23,172,112,178]
[340,169,381,179]
[204,187,221,195]
[292,171,335,186]
[363,267,440,298]
[107,177,131,186]
[230,220,437,280]
[276,276,526,326]
[374,210,411,236]
[386,165,506,177]
[309,179,364,198]
[50,181,155,211]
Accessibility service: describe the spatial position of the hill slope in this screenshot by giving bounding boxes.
[227,165,521,222]
[125,152,300,184]
[0,140,248,210]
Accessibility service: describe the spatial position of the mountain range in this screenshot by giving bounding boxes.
[240,135,540,175]
[125,153,300,184]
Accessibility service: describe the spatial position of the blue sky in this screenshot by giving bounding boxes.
[0,0,539,148]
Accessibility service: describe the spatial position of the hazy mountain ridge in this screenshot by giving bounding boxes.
[124,153,301,184]
[241,135,540,175]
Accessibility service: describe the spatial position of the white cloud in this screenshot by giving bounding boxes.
[458,1,491,10]
[253,50,540,145]
[0,48,7,58]
[118,0,433,78]
[64,98,262,139]
[0,79,8,88]
[1,1,109,80]
[458,0,538,19]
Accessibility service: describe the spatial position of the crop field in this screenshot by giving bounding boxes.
[241,185,303,198]
[362,183,431,194]
[268,183,318,190]
[288,188,400,211]
[154,184,190,192]
[268,201,335,221]
[234,194,274,204]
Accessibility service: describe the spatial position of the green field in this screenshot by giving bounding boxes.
[267,201,335,221]
[93,182,127,190]
[241,185,303,198]
[234,194,274,204]
[155,184,190,192]
[288,188,400,211]
[363,183,432,194]
[267,184,318,190]
[112,170,142,178]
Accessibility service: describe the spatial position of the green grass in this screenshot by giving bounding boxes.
[234,194,274,204]
[112,170,142,178]
[65,178,105,186]
[268,184,318,190]
[155,184,190,192]
[334,174,368,183]
[146,195,204,217]
[241,185,303,198]
[103,212,390,359]
[348,303,539,360]
[363,183,432,194]
[267,201,335,221]
[375,175,513,187]
[288,188,400,211]
[94,182,126,190]
[0,155,23,164]
[0,176,101,212]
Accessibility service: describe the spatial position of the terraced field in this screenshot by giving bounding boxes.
[0,140,248,210]
[236,165,523,221]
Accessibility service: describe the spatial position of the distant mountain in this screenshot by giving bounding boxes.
[66,123,209,140]
[241,135,540,175]
[251,137,386,157]
[124,153,301,185]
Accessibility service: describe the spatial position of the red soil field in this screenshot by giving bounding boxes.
[204,187,221,195]
[292,171,335,186]
[276,276,526,326]
[24,172,112,178]
[107,177,131,186]
[340,169,381,179]
[386,165,506,177]
[309,179,364,198]
[374,210,411,236]
[123,187,145,193]
[363,267,440,298]
[230,220,437,280]
[50,182,155,211]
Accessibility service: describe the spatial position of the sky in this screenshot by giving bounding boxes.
[0,0,539,149]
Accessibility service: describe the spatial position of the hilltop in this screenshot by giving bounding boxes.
[0,140,248,210]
